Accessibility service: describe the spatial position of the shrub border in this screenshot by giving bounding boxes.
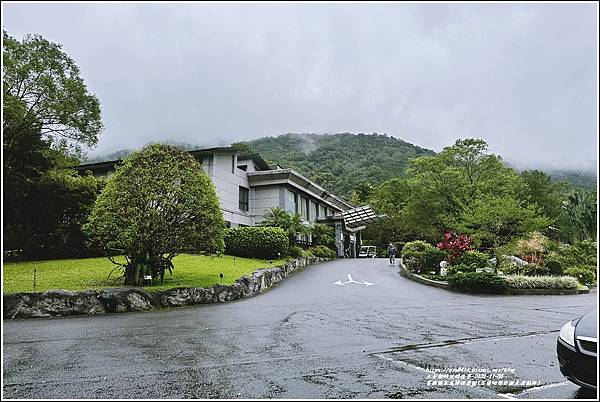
[3,256,330,319]
[398,258,584,296]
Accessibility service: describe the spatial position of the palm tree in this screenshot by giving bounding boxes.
[562,189,597,242]
[261,207,311,246]
[310,223,334,247]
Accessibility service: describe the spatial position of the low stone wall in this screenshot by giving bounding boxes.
[398,261,452,290]
[4,256,328,319]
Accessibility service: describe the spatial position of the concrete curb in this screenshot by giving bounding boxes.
[3,256,330,319]
[398,259,581,296]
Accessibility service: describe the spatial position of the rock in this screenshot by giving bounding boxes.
[98,288,157,313]
[3,290,105,318]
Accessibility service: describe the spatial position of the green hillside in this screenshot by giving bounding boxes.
[242,133,435,198]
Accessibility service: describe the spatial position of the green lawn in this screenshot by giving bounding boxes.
[2,254,287,294]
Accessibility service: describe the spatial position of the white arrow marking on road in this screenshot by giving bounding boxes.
[344,274,361,284]
[332,274,374,286]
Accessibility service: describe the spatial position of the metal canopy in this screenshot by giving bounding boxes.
[340,205,387,228]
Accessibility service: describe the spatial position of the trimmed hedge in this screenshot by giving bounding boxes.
[503,275,578,290]
[224,227,288,259]
[447,272,508,294]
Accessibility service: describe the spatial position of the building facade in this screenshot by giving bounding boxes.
[76,147,382,257]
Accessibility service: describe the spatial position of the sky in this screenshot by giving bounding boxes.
[2,2,598,172]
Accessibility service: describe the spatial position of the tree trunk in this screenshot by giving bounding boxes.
[124,260,146,286]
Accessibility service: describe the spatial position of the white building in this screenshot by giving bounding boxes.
[76,147,383,257]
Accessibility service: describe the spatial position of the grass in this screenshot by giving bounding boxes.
[2,254,287,294]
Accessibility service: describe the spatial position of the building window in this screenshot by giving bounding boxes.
[286,189,296,214]
[239,186,249,211]
[300,196,308,220]
[310,201,317,222]
[237,164,247,171]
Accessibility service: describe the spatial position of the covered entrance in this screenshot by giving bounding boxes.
[319,205,387,258]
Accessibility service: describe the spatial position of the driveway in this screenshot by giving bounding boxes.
[2,258,597,399]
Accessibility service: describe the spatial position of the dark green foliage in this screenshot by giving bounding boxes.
[3,30,105,259]
[309,245,336,259]
[224,226,288,259]
[545,259,564,276]
[522,264,551,277]
[244,133,435,198]
[447,272,508,294]
[288,245,304,259]
[457,250,489,269]
[401,241,444,274]
[447,263,478,276]
[564,265,597,286]
[85,144,225,286]
[310,223,335,248]
[260,207,310,247]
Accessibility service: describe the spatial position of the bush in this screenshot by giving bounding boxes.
[447,272,508,294]
[402,241,444,274]
[564,265,597,286]
[457,250,489,269]
[447,263,478,276]
[522,264,551,277]
[224,227,288,259]
[545,259,564,276]
[503,275,578,290]
[288,245,304,259]
[309,245,336,259]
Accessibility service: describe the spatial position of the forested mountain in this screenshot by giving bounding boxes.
[85,133,596,199]
[241,133,435,198]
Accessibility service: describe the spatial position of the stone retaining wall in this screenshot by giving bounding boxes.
[398,261,452,290]
[4,256,328,319]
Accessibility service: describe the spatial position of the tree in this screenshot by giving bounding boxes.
[402,138,526,240]
[260,207,311,246]
[310,223,334,247]
[84,144,225,286]
[457,196,550,271]
[3,30,104,258]
[350,182,374,206]
[561,189,597,242]
[3,30,102,156]
[230,142,254,155]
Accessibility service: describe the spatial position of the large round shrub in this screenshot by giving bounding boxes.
[85,144,225,286]
[224,226,288,259]
[457,250,489,269]
[447,272,508,294]
[401,241,444,274]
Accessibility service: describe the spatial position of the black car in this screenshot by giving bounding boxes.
[557,307,597,390]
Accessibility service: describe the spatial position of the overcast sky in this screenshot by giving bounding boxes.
[3,2,598,172]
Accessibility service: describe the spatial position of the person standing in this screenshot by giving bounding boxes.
[387,243,398,265]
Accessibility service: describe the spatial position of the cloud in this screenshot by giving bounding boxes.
[3,2,597,172]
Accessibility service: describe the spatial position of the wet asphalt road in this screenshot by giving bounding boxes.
[3,258,598,399]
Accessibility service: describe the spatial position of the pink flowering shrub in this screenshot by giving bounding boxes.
[437,232,472,264]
